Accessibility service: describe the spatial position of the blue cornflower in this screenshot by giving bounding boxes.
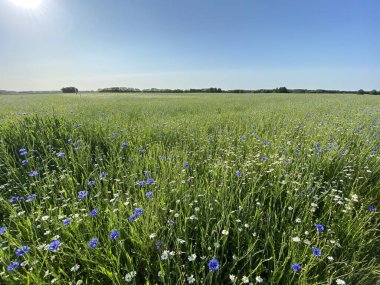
[146,178,154,184]
[90,209,98,216]
[307,186,314,190]
[291,262,302,272]
[184,162,189,168]
[138,180,146,186]
[100,172,107,179]
[236,171,242,177]
[144,170,151,176]
[140,148,147,153]
[145,192,154,199]
[19,148,27,156]
[208,258,219,271]
[78,191,89,199]
[263,141,270,145]
[67,138,72,142]
[49,240,61,251]
[368,205,376,211]
[29,171,38,177]
[0,226,6,235]
[122,142,128,147]
[168,219,174,226]
[88,238,99,248]
[241,136,246,141]
[110,230,119,241]
[7,261,20,271]
[316,224,324,231]
[22,159,28,165]
[62,219,71,226]
[312,247,322,257]
[26,194,36,202]
[156,241,163,249]
[75,147,80,151]
[261,157,268,161]
[87,181,95,186]
[134,208,143,216]
[15,246,30,257]
[339,153,344,157]
[129,208,143,222]
[57,152,65,158]
[10,196,20,202]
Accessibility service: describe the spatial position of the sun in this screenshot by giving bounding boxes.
[11,0,42,9]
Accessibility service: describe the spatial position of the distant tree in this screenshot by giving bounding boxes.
[61,87,78,93]
[274,87,288,93]
[357,89,365,95]
[369,89,378,95]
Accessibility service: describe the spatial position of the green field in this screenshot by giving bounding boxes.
[0,93,379,284]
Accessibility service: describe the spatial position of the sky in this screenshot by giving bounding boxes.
[0,0,379,91]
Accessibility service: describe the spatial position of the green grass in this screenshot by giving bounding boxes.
[0,93,379,284]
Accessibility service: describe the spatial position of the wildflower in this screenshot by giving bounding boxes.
[100,172,107,179]
[222,229,229,236]
[242,276,249,283]
[146,178,154,184]
[7,261,20,271]
[291,262,302,272]
[49,240,61,251]
[62,219,71,226]
[312,247,322,257]
[0,226,7,235]
[88,238,99,248]
[255,276,264,283]
[110,230,119,241]
[145,191,154,199]
[122,142,128,147]
[89,209,98,216]
[138,180,146,186]
[78,191,89,199]
[336,279,346,285]
[87,181,95,186]
[70,264,80,272]
[184,163,189,168]
[241,136,246,141]
[187,275,196,284]
[128,207,144,222]
[229,274,237,282]
[29,170,38,177]
[188,254,197,261]
[261,157,267,161]
[156,241,163,249]
[292,237,301,242]
[208,258,219,271]
[10,196,20,202]
[307,186,314,190]
[327,256,334,261]
[124,271,137,282]
[22,159,28,165]
[236,171,242,177]
[19,148,27,155]
[26,194,36,201]
[57,152,65,158]
[15,246,30,257]
[368,205,376,211]
[316,224,325,231]
[161,250,169,260]
[144,170,151,175]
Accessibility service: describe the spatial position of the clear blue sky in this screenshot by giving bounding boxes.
[0,0,378,91]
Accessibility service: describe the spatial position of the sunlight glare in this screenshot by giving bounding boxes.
[11,0,42,9]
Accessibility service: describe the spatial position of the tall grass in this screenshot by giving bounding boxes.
[0,93,379,284]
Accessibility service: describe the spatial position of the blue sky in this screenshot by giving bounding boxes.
[0,0,378,91]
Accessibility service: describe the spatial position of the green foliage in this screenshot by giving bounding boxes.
[61,87,78,93]
[0,93,379,284]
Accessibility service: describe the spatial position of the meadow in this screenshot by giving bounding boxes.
[0,93,379,285]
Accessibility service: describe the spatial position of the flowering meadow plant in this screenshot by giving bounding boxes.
[0,93,379,284]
